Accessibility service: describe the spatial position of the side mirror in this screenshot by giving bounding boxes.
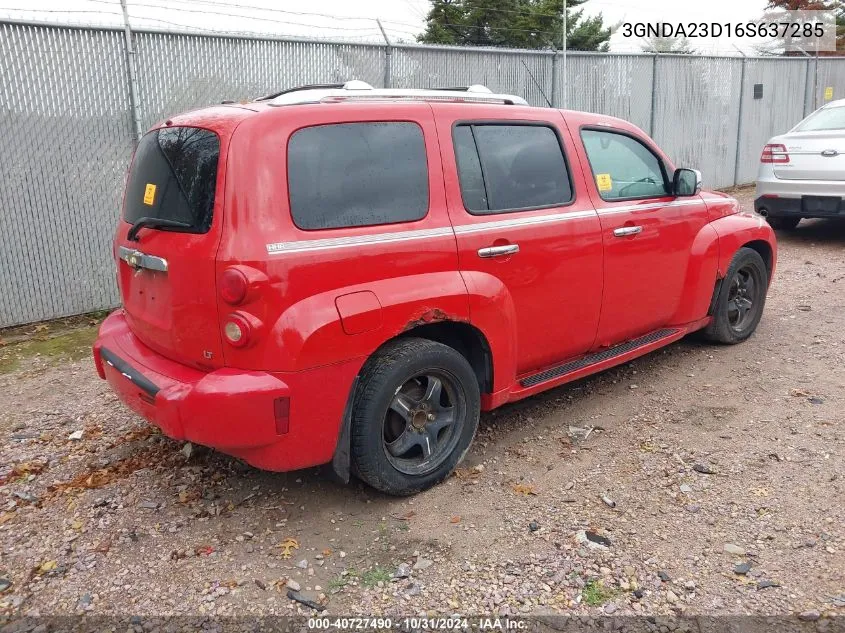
[673,168,702,197]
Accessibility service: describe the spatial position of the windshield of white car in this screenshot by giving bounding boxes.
[795,106,845,132]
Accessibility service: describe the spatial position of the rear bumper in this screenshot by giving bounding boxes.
[93,310,358,471]
[755,194,845,218]
[756,174,845,217]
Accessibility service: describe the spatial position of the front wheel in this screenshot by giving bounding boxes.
[702,247,769,344]
[766,216,800,231]
[350,338,480,496]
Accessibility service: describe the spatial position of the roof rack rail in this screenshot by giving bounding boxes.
[264,80,527,107]
[254,82,346,102]
[431,85,494,94]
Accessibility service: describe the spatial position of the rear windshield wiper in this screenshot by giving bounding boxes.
[127,217,192,241]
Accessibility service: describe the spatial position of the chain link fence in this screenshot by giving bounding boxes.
[1,18,844,327]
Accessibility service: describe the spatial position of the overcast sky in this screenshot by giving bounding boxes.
[0,0,785,54]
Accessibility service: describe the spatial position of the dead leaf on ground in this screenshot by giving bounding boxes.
[0,460,47,485]
[38,560,57,574]
[511,483,538,496]
[452,467,481,480]
[790,388,810,397]
[48,447,167,497]
[278,537,299,559]
[322,548,333,557]
[450,516,461,524]
[194,545,215,556]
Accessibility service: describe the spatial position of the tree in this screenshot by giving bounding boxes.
[762,0,842,55]
[417,0,612,51]
[641,36,696,54]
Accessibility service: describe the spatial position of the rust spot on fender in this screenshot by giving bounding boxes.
[404,308,456,331]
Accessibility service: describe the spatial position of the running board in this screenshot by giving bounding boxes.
[519,328,681,388]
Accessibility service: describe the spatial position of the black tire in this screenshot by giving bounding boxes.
[766,216,800,231]
[702,247,768,345]
[351,338,480,496]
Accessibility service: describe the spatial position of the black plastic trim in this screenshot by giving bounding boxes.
[520,328,680,388]
[100,347,160,398]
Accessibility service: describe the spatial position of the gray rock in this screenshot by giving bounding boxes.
[724,543,746,556]
[666,590,679,603]
[757,580,780,590]
[393,563,411,579]
[679,484,693,494]
[734,562,752,575]
[139,501,158,510]
[286,579,301,592]
[0,578,11,592]
[296,559,308,569]
[181,443,193,459]
[603,603,618,615]
[798,610,820,622]
[413,557,433,571]
[658,571,671,582]
[68,430,84,441]
[529,521,540,532]
[406,582,422,597]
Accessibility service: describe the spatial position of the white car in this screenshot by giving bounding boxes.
[755,98,845,230]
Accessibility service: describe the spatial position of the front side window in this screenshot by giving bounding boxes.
[288,122,428,230]
[581,129,668,201]
[454,123,572,214]
[124,126,220,233]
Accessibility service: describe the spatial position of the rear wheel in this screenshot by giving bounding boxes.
[766,216,800,230]
[702,247,768,344]
[351,338,480,496]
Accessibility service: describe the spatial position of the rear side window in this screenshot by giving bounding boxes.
[124,127,220,233]
[288,122,428,230]
[454,123,572,214]
[581,129,668,201]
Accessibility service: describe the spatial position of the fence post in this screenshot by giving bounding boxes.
[550,51,558,107]
[732,57,747,187]
[649,54,658,137]
[376,19,392,88]
[119,0,142,141]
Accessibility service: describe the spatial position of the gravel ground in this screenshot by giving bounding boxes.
[0,187,843,619]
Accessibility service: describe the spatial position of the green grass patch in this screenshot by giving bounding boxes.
[361,567,392,588]
[0,326,98,375]
[582,579,617,606]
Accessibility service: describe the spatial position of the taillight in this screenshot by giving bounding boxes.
[219,268,249,305]
[761,144,789,163]
[224,314,251,347]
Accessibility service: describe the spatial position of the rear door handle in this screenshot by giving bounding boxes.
[613,226,643,237]
[477,244,520,258]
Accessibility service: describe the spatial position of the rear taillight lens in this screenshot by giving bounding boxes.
[761,144,789,163]
[220,268,249,305]
[224,314,251,347]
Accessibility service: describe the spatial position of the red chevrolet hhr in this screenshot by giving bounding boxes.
[94,81,776,495]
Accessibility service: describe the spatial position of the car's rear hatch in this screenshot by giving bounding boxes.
[115,117,240,371]
[774,113,845,181]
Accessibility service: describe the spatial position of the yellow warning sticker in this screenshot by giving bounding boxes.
[596,173,613,192]
[143,183,157,206]
[824,86,834,101]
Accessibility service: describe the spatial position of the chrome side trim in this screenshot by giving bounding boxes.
[118,246,168,272]
[453,209,596,234]
[266,226,454,254]
[264,199,703,254]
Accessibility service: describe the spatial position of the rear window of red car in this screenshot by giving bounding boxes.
[124,126,220,234]
[287,122,428,230]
